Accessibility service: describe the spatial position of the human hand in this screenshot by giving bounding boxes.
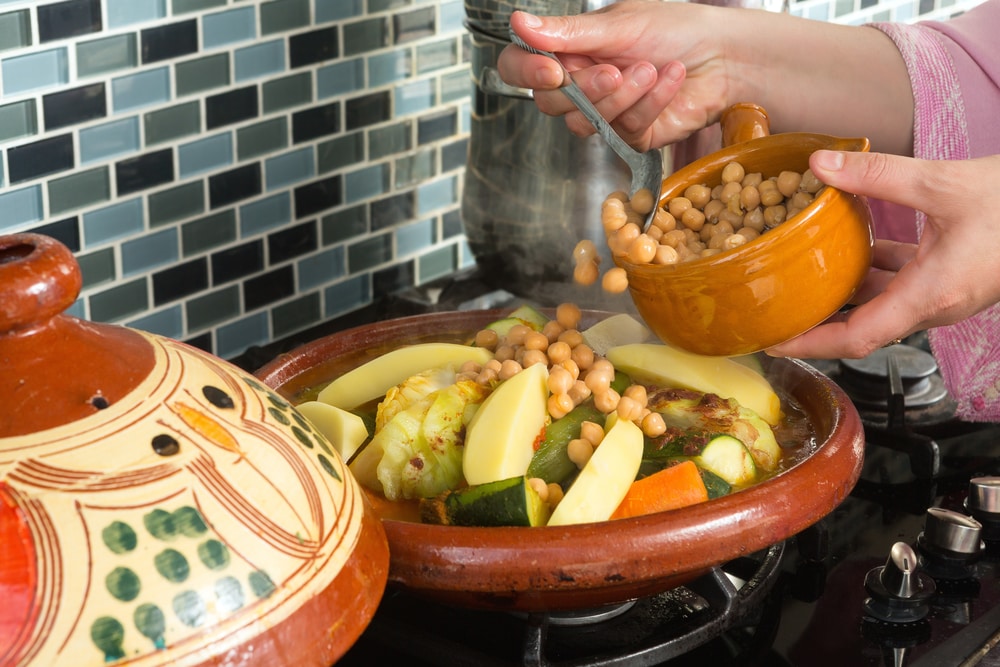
[767,151,1000,359]
[497,3,734,152]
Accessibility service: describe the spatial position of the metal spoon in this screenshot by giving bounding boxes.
[509,29,663,230]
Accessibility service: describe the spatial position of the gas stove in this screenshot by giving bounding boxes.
[235,272,1000,667]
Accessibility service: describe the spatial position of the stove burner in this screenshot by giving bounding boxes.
[838,345,949,410]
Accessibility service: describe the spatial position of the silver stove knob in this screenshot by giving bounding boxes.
[968,477,1000,515]
[924,507,983,554]
[880,542,921,598]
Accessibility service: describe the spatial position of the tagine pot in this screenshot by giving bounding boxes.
[0,233,389,667]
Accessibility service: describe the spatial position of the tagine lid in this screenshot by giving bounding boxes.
[0,233,389,666]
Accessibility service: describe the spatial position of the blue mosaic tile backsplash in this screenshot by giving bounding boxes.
[0,0,983,360]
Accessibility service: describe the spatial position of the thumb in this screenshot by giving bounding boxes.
[509,10,623,56]
[808,149,930,212]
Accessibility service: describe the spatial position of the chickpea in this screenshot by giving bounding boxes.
[763,204,787,227]
[681,207,706,232]
[494,344,515,362]
[800,169,823,193]
[776,170,802,197]
[475,367,497,385]
[566,438,594,468]
[652,208,677,233]
[590,358,614,375]
[758,180,784,207]
[722,233,748,250]
[548,365,575,395]
[720,181,742,206]
[646,224,664,242]
[460,359,483,374]
[570,343,595,370]
[568,379,591,404]
[653,244,679,265]
[524,330,549,352]
[738,227,761,242]
[557,329,583,348]
[627,233,658,264]
[741,172,763,188]
[661,229,687,248]
[743,207,765,232]
[555,302,581,330]
[498,358,522,379]
[521,349,548,367]
[641,411,667,438]
[547,392,574,420]
[740,185,761,210]
[790,190,814,210]
[607,190,629,203]
[579,420,605,446]
[484,358,502,373]
[601,267,630,294]
[684,183,713,208]
[541,319,564,343]
[629,187,656,215]
[721,161,745,184]
[601,202,628,234]
[573,259,599,285]
[528,477,549,502]
[473,328,498,350]
[573,239,599,264]
[546,340,572,365]
[616,395,644,422]
[667,196,692,220]
[584,368,612,393]
[623,384,648,407]
[701,248,722,258]
[593,387,621,414]
[718,208,744,228]
[547,483,564,506]
[703,198,725,224]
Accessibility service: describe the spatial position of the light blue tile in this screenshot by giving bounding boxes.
[0,184,42,231]
[107,0,167,28]
[83,198,145,246]
[0,98,36,143]
[178,132,234,178]
[418,243,458,282]
[396,218,435,256]
[234,39,285,82]
[128,305,184,339]
[203,7,256,49]
[395,78,435,116]
[315,0,363,22]
[265,146,314,191]
[368,50,409,87]
[344,163,389,204]
[239,191,291,236]
[440,0,465,33]
[323,274,370,318]
[216,312,269,359]
[316,58,364,98]
[297,246,345,290]
[66,298,87,319]
[417,176,458,216]
[121,228,179,276]
[2,47,68,95]
[112,67,170,112]
[80,116,140,164]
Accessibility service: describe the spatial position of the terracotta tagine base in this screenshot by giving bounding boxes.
[0,234,388,667]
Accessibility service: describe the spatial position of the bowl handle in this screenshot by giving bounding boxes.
[721,103,770,147]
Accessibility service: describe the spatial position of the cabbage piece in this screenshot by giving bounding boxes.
[375,379,489,500]
[376,365,457,431]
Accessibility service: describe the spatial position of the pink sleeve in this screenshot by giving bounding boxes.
[871,0,1000,422]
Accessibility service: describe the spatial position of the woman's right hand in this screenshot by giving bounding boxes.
[497,3,736,151]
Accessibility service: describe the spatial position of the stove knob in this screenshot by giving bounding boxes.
[923,507,983,554]
[863,542,935,623]
[967,477,1000,543]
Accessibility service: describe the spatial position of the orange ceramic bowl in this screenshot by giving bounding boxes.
[619,104,874,357]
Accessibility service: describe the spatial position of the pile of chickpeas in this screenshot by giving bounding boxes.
[573,161,826,293]
[453,302,668,507]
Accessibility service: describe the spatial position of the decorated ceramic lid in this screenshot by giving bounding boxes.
[0,233,389,666]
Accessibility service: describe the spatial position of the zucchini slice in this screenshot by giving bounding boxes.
[419,476,550,527]
[695,434,757,486]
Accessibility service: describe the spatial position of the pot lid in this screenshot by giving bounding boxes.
[0,233,388,666]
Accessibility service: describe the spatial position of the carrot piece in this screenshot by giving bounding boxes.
[610,460,709,520]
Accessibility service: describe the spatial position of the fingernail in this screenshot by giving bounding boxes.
[520,12,542,28]
[631,62,656,88]
[814,150,845,171]
[536,66,564,88]
[593,70,617,93]
[664,61,684,84]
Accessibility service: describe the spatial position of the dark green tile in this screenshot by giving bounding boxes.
[186,285,240,330]
[342,17,388,57]
[144,101,201,146]
[321,204,367,245]
[149,181,205,227]
[262,72,312,113]
[90,277,149,322]
[48,166,111,215]
[418,243,458,283]
[77,32,137,78]
[369,121,411,160]
[175,53,230,97]
[77,247,116,288]
[260,0,310,35]
[316,132,364,174]
[181,209,237,255]
[236,116,288,161]
[395,149,434,188]
[271,291,321,338]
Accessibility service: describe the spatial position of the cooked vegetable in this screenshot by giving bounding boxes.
[374,379,489,500]
[376,365,457,430]
[699,468,733,499]
[581,313,651,356]
[463,362,549,486]
[646,389,781,472]
[420,476,550,527]
[294,400,368,462]
[695,434,757,486]
[317,342,493,410]
[526,402,604,484]
[605,343,782,424]
[547,415,644,526]
[610,460,709,520]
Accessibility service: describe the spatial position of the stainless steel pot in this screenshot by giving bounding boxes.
[462,16,648,310]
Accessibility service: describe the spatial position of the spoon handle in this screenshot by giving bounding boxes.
[509,30,642,166]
